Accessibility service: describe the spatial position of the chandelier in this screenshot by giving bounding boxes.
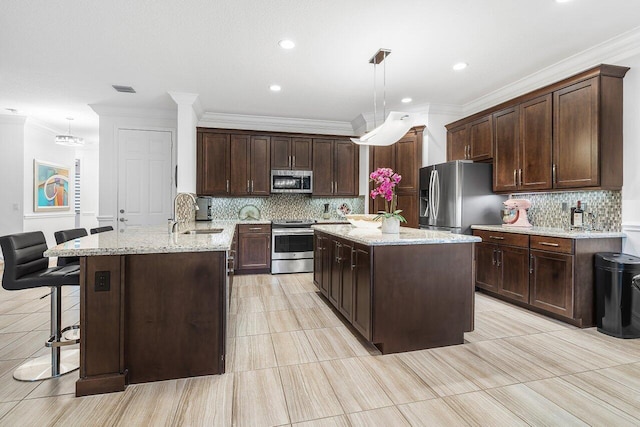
[55,118,84,146]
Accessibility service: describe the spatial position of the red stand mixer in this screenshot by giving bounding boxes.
[501,199,532,227]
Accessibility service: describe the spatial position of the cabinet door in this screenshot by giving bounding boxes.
[493,107,520,193]
[292,138,312,170]
[271,137,291,170]
[312,139,334,196]
[395,133,420,193]
[313,234,324,291]
[320,236,331,297]
[197,133,230,196]
[447,124,468,161]
[328,239,341,307]
[396,193,418,229]
[230,135,250,196]
[475,242,499,292]
[352,246,371,340]
[530,249,574,318]
[369,144,395,214]
[339,242,354,320]
[520,94,552,190]
[334,140,358,196]
[469,116,493,161]
[498,246,530,303]
[553,77,599,189]
[237,233,270,270]
[250,136,271,195]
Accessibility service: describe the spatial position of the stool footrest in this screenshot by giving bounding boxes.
[46,325,80,347]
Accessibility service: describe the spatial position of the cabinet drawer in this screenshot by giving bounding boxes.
[530,235,573,254]
[473,230,529,248]
[238,224,271,234]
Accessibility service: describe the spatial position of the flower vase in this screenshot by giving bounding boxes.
[381,217,400,234]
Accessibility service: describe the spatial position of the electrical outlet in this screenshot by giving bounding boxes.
[95,271,110,292]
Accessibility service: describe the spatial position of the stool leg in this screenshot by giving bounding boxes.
[51,286,62,377]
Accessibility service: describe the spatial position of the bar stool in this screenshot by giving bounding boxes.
[0,231,80,381]
[54,228,87,266]
[90,226,113,234]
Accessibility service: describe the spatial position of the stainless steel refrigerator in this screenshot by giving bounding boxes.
[419,160,506,234]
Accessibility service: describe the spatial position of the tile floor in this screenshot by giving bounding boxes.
[0,263,640,426]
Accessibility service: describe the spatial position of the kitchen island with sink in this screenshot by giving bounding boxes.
[44,221,260,397]
[312,224,480,354]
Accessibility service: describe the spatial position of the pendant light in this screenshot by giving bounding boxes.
[351,48,418,146]
[55,118,84,147]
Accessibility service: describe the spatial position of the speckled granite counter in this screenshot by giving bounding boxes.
[471,225,625,239]
[312,224,481,246]
[44,220,270,257]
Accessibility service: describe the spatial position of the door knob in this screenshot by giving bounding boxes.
[119,218,128,222]
[120,209,125,213]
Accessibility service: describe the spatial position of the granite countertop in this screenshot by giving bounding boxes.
[471,224,626,239]
[312,224,481,246]
[44,221,243,257]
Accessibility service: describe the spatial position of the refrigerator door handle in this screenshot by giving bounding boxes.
[432,170,440,221]
[429,170,436,223]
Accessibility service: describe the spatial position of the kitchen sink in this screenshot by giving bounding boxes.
[182,228,224,234]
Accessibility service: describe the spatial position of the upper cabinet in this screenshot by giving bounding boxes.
[447,64,629,192]
[312,138,359,196]
[271,137,312,170]
[230,135,271,196]
[369,126,424,228]
[197,132,230,196]
[447,116,493,161]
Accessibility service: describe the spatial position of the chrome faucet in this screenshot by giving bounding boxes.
[169,193,199,234]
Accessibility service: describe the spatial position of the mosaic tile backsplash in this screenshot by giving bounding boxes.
[511,190,621,231]
[203,194,365,221]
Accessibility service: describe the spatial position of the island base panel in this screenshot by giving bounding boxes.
[372,244,474,353]
[76,372,127,397]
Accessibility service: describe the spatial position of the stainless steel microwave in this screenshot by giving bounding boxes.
[270,170,312,193]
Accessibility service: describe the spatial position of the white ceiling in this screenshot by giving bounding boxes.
[2,0,640,143]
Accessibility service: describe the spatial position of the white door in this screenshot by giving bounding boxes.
[117,129,173,231]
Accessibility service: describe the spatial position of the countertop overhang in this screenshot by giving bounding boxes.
[471,225,625,239]
[312,224,481,246]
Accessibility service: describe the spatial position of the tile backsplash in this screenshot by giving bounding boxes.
[511,190,621,231]
[206,194,365,221]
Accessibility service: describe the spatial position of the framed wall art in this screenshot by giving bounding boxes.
[34,159,71,212]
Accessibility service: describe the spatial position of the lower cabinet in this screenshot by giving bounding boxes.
[236,224,271,274]
[473,229,621,327]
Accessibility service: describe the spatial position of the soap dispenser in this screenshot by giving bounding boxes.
[322,203,331,219]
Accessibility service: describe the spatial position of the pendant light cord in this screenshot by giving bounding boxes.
[373,58,377,128]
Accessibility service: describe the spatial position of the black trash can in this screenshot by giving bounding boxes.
[595,252,640,338]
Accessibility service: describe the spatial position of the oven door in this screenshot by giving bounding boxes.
[271,228,314,260]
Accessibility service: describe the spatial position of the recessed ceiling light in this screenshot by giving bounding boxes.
[278,39,295,49]
[401,98,412,104]
[453,62,468,71]
[5,108,18,113]
[269,85,281,92]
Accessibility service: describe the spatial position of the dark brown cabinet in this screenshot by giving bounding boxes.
[313,233,330,297]
[447,116,492,161]
[197,133,230,196]
[312,138,359,196]
[271,137,312,170]
[236,224,271,273]
[351,246,371,339]
[369,127,423,228]
[493,94,552,192]
[474,230,529,303]
[231,135,270,196]
[473,229,622,327]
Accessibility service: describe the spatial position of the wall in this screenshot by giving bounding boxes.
[0,115,26,242]
[75,144,100,231]
[424,112,460,166]
[22,120,77,248]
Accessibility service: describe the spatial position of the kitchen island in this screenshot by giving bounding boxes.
[44,221,259,397]
[312,224,481,354]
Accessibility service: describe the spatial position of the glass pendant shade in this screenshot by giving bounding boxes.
[55,118,84,146]
[351,112,416,146]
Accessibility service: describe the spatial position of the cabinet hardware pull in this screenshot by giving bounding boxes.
[288,156,291,168]
[552,164,557,184]
[351,251,355,270]
[539,242,560,247]
[226,180,230,193]
[293,156,296,168]
[247,180,250,193]
[248,227,262,231]
[496,250,502,267]
[513,169,517,186]
[465,145,469,159]
[489,236,505,240]
[492,249,497,266]
[518,169,523,186]
[251,180,254,193]
[530,254,534,274]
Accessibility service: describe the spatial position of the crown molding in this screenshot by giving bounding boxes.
[89,104,177,120]
[25,117,58,135]
[198,112,354,135]
[463,25,640,116]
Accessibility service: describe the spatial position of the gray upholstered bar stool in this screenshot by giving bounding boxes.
[0,231,80,381]
[89,226,113,234]
[54,228,88,266]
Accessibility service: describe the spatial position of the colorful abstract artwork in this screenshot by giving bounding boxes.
[34,159,70,212]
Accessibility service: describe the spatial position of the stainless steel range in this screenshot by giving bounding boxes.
[271,219,315,274]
